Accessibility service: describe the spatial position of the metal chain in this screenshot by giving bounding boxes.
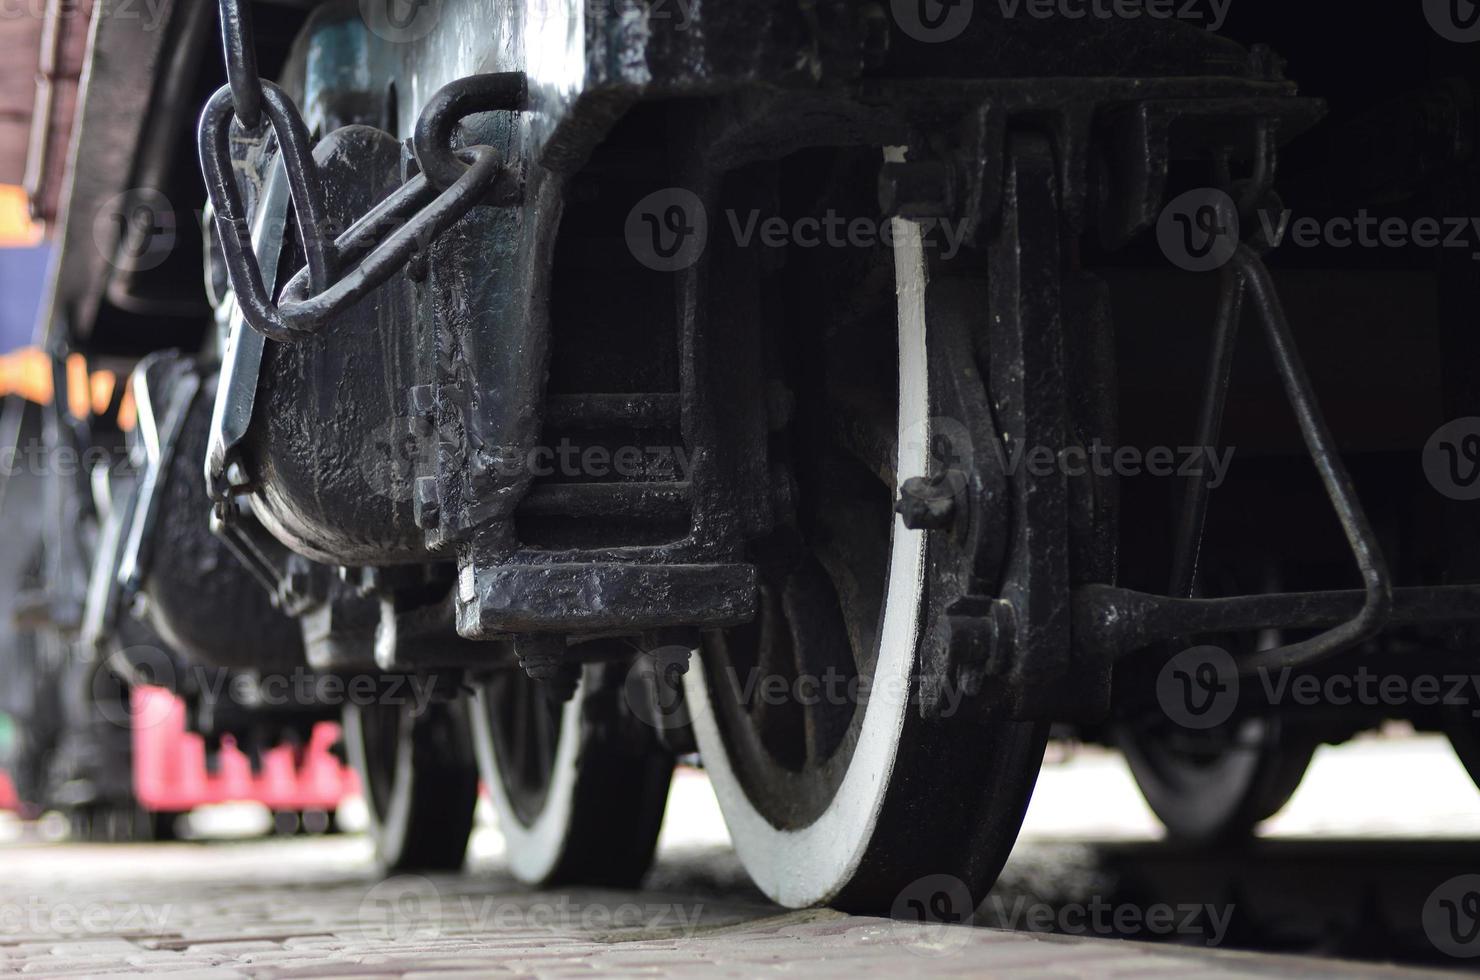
[200,0,526,343]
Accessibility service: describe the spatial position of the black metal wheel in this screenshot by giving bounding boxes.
[1119,716,1315,842]
[342,697,479,871]
[471,661,672,887]
[1118,560,1316,843]
[683,156,1048,911]
[146,809,184,842]
[1444,708,1480,793]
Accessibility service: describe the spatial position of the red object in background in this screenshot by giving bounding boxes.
[0,769,17,811]
[131,687,357,814]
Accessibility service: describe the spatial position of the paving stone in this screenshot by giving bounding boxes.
[0,837,1449,978]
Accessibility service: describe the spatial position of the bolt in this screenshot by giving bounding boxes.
[896,475,957,530]
[515,634,578,703]
[414,476,441,529]
[947,598,1016,676]
[407,249,429,283]
[284,569,313,602]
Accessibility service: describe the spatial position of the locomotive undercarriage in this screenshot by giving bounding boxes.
[13,0,1480,911]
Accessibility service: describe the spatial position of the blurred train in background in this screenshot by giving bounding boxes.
[0,186,354,841]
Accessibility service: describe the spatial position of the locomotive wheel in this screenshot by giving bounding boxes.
[146,809,184,842]
[1443,709,1480,792]
[684,215,1048,911]
[471,662,673,887]
[1118,717,1316,842]
[342,698,479,871]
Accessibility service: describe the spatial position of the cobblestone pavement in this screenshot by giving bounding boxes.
[0,834,1456,979]
[3,740,1477,978]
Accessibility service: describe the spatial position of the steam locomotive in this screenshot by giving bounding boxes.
[2,0,1478,911]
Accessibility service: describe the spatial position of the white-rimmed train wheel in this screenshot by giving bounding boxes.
[685,201,1048,912]
[472,662,673,887]
[1118,717,1315,842]
[342,698,479,871]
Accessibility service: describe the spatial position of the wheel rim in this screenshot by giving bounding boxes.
[685,213,934,908]
[476,669,564,825]
[348,702,410,822]
[472,671,588,884]
[1119,716,1313,840]
[342,698,478,870]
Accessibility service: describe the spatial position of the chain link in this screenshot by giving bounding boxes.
[200,0,525,343]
